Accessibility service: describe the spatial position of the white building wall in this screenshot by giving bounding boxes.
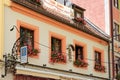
[4,6,109,79]
[104,0,110,35]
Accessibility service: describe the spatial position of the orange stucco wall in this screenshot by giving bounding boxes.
[71,0,105,32]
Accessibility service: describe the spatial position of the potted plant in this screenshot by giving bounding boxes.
[94,63,105,72]
[51,51,66,63]
[73,59,88,67]
[74,17,86,25]
[32,48,40,55]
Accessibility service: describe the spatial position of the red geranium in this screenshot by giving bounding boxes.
[50,51,66,63]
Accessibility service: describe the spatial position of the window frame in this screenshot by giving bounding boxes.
[115,57,120,75]
[51,37,62,53]
[93,47,105,72]
[93,47,104,66]
[20,27,34,48]
[75,45,84,60]
[73,40,87,62]
[49,31,66,62]
[95,51,101,65]
[113,23,120,41]
[74,9,84,18]
[114,0,119,9]
[17,20,39,58]
[72,4,85,19]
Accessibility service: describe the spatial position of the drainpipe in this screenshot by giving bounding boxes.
[110,0,115,79]
[108,42,111,80]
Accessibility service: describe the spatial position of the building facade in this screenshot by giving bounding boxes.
[112,0,120,79]
[1,0,110,80]
[71,0,120,79]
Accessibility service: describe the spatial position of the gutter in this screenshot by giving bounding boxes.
[110,0,115,79]
[108,42,111,79]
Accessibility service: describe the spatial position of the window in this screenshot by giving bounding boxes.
[55,0,72,7]
[17,20,39,58]
[95,51,101,65]
[75,45,83,60]
[50,32,66,63]
[73,41,88,67]
[55,0,66,5]
[20,27,34,54]
[116,64,119,74]
[114,0,119,8]
[75,11,83,18]
[94,48,105,72]
[113,23,120,41]
[115,57,120,74]
[51,37,62,53]
[72,4,85,18]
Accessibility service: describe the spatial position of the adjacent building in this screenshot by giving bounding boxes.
[112,0,120,79]
[72,0,111,35]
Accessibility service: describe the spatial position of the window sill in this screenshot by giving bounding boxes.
[94,65,106,73]
[50,52,66,64]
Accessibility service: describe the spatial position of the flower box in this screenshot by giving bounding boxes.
[50,51,66,63]
[74,17,86,25]
[94,63,105,72]
[22,44,40,56]
[73,59,88,67]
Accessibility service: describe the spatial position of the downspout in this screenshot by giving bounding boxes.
[110,0,115,79]
[108,42,111,79]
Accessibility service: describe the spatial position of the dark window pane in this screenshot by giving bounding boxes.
[116,64,119,74]
[75,12,82,18]
[75,45,83,60]
[114,0,119,8]
[20,27,34,54]
[95,51,101,65]
[51,37,62,53]
[114,23,119,41]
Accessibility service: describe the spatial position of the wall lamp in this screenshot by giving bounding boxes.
[10,25,20,33]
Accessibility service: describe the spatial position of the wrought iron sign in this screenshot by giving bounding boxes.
[1,25,28,77]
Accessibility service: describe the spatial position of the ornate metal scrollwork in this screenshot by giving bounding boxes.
[1,26,24,77]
